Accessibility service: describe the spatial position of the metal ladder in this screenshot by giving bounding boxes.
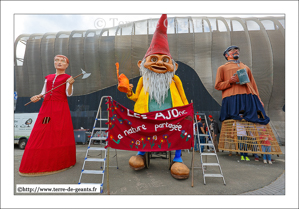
[194,113,226,185]
[78,96,118,193]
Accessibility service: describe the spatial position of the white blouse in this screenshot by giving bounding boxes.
[40,74,73,97]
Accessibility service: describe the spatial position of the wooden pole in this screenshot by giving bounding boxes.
[106,98,110,195]
[191,100,194,187]
[24,73,83,106]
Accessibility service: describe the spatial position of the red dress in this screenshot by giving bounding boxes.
[19,74,76,174]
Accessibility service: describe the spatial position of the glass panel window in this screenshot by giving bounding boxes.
[192,17,203,33]
[218,19,228,32]
[135,20,147,35]
[120,23,133,35]
[167,17,175,34]
[109,27,117,36]
[278,19,285,29]
[176,18,189,33]
[209,18,217,31]
[148,19,158,34]
[246,20,260,31]
[203,19,210,32]
[232,20,244,31]
[261,20,275,30]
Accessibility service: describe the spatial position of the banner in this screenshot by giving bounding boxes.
[106,99,194,152]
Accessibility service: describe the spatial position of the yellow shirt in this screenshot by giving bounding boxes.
[127,75,189,114]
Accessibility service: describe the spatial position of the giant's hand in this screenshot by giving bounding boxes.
[127,84,133,96]
[116,62,130,93]
[30,94,43,103]
[229,75,238,84]
[67,76,75,85]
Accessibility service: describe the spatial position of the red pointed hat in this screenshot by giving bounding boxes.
[143,14,172,60]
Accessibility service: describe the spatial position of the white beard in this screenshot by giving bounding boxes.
[139,59,176,106]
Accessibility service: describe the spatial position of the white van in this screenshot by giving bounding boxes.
[14,113,38,149]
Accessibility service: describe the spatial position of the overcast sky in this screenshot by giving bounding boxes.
[14,14,285,59]
[14,14,284,39]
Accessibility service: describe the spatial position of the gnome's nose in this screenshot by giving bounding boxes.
[157,60,163,65]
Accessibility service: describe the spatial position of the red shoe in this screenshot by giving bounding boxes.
[254,158,259,162]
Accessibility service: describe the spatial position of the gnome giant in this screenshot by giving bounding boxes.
[118,14,190,179]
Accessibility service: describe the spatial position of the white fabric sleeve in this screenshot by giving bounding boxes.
[66,82,73,96]
[41,79,73,97]
[40,80,47,97]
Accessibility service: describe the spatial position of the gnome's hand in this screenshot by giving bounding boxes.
[127,84,133,96]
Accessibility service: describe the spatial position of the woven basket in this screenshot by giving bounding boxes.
[218,119,282,155]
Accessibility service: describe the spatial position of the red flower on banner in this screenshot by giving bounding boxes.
[109,134,120,144]
[135,140,141,149]
[111,106,117,113]
[147,136,155,149]
[140,137,147,149]
[180,130,188,139]
[124,119,132,125]
[130,139,135,148]
[163,134,171,149]
[108,121,115,129]
[158,138,166,149]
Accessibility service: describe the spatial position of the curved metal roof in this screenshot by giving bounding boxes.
[14,16,285,141]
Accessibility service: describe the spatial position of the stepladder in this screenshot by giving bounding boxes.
[192,113,226,185]
[78,96,119,193]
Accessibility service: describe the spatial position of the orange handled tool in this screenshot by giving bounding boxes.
[116,62,130,93]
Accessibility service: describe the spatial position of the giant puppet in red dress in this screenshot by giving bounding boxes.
[19,55,76,176]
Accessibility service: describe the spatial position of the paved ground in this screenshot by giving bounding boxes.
[14,144,285,195]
